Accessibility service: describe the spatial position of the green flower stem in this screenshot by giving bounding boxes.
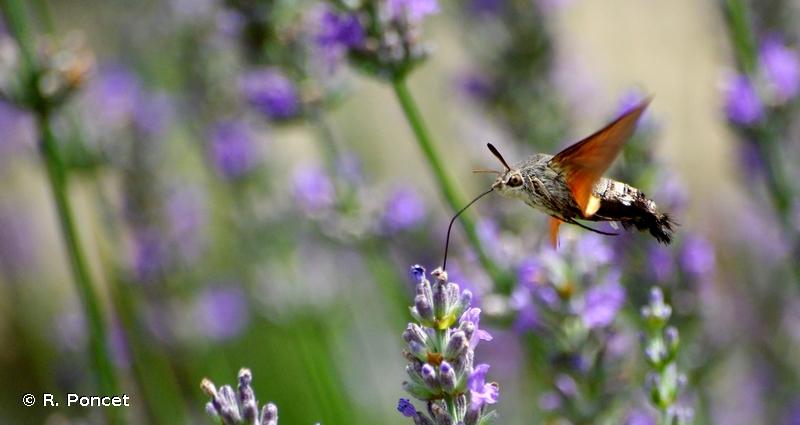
[1,0,122,416]
[391,77,511,293]
[38,114,122,406]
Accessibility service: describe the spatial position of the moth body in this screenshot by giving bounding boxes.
[484,99,676,246]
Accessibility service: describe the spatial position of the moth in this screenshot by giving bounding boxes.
[440,99,675,269]
[485,99,675,247]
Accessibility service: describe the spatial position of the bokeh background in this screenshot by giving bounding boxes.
[1,0,799,424]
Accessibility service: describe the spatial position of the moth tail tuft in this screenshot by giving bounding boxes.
[649,213,677,245]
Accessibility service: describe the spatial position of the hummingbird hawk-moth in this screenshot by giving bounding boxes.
[488,98,675,247]
[442,99,675,268]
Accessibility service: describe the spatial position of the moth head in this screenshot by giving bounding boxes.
[483,143,525,196]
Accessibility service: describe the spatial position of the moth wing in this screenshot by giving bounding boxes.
[550,99,650,217]
[549,217,562,249]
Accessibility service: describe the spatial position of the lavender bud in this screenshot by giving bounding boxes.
[430,402,454,425]
[218,385,242,424]
[411,264,426,282]
[454,289,472,317]
[414,414,436,425]
[404,323,428,345]
[398,398,418,417]
[409,341,428,361]
[439,361,457,392]
[432,281,449,320]
[260,402,278,425]
[665,326,680,356]
[421,363,439,390]
[555,374,577,397]
[463,407,480,425]
[459,320,475,343]
[237,369,258,423]
[444,330,468,360]
[414,294,435,322]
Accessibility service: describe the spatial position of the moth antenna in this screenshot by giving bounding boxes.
[487,143,512,171]
[442,188,494,271]
[472,168,501,175]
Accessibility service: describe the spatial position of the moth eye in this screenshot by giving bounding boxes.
[508,175,523,187]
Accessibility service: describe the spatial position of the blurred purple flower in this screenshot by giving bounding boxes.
[382,186,426,232]
[84,65,140,126]
[0,101,34,158]
[396,398,417,417]
[723,74,763,125]
[575,233,615,267]
[195,287,250,341]
[0,207,35,277]
[55,309,87,352]
[510,285,540,332]
[459,307,493,348]
[476,217,501,254]
[517,257,544,287]
[131,230,167,282]
[457,71,495,99]
[84,65,172,136]
[468,364,499,409]
[581,272,625,329]
[386,0,439,23]
[292,164,335,212]
[466,0,504,17]
[240,69,300,120]
[759,36,800,101]
[627,409,655,425]
[208,119,259,179]
[680,235,715,277]
[166,186,207,262]
[315,7,364,67]
[648,245,675,282]
[108,319,131,368]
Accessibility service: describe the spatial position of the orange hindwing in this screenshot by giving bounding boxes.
[550,99,651,217]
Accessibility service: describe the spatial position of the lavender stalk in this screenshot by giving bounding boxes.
[0,0,122,415]
[641,287,693,425]
[398,265,499,425]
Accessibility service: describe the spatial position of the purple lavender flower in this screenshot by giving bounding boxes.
[0,206,36,277]
[386,0,440,23]
[83,65,172,136]
[468,364,499,409]
[723,73,763,125]
[627,409,656,425]
[517,257,544,286]
[466,0,504,17]
[195,287,250,341]
[396,398,417,417]
[510,285,539,332]
[166,186,207,263]
[382,186,426,232]
[457,71,495,100]
[679,235,715,277]
[202,369,280,424]
[648,245,675,282]
[580,272,625,329]
[0,101,34,159]
[208,119,259,180]
[83,65,141,127]
[314,7,365,67]
[401,266,498,424]
[292,164,335,213]
[240,69,300,120]
[460,307,493,348]
[131,229,167,282]
[759,36,800,102]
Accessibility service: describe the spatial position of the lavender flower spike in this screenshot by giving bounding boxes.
[400,265,498,425]
[202,368,283,425]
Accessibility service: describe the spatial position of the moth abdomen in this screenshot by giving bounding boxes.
[592,179,676,244]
